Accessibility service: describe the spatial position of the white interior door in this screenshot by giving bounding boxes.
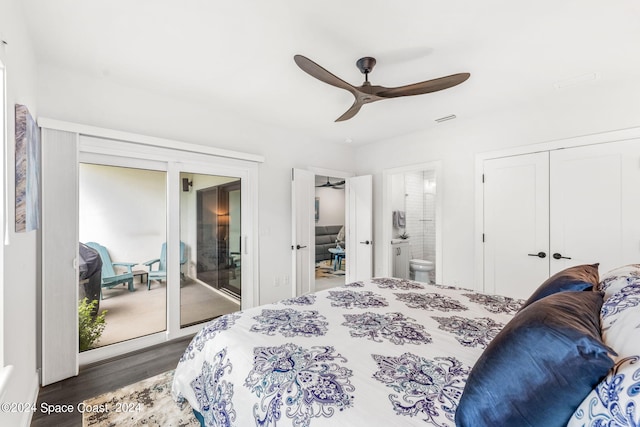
[483,153,549,298]
[291,168,314,295]
[550,140,640,275]
[346,175,373,282]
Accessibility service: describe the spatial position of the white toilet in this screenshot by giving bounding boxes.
[409,259,434,283]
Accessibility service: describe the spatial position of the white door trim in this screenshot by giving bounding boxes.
[38,117,265,163]
[381,161,442,282]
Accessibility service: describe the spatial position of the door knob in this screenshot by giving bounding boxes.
[296,245,307,250]
[552,253,571,260]
[360,240,371,245]
[527,252,547,258]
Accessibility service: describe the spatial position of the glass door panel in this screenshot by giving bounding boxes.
[78,163,167,350]
[180,172,241,328]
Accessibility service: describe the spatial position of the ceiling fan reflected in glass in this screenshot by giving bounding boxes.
[294,54,470,122]
[316,176,345,189]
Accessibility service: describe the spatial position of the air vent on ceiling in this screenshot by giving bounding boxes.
[553,72,598,89]
[435,114,456,123]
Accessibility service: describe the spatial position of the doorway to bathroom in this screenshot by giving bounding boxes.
[382,162,442,283]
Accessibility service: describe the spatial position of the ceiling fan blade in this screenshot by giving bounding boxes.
[294,55,357,95]
[375,73,470,98]
[316,177,335,187]
[335,101,363,122]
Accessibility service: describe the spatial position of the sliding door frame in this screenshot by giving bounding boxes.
[39,118,262,371]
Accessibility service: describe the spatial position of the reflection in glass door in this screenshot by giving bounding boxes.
[180,172,241,328]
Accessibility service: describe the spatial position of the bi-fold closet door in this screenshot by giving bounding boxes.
[483,139,640,299]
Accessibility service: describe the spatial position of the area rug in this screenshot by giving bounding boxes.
[82,370,200,427]
[315,261,345,278]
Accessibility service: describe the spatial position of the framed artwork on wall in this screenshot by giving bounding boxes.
[315,197,319,222]
[15,104,41,232]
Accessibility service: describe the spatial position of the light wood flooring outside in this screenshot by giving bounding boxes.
[95,276,240,348]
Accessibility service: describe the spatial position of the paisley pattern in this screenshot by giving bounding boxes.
[431,316,503,349]
[341,312,432,345]
[394,292,468,312]
[343,281,365,288]
[250,308,328,337]
[173,278,547,426]
[282,294,317,306]
[601,283,640,322]
[244,344,355,427]
[462,293,523,314]
[180,312,242,361]
[372,353,470,427]
[372,277,425,290]
[327,289,389,309]
[599,264,640,293]
[190,348,236,427]
[571,356,640,427]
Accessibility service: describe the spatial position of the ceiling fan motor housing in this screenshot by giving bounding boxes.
[356,57,377,74]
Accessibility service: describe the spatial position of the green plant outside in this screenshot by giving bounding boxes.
[79,298,107,351]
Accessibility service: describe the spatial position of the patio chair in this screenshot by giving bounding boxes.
[143,241,186,290]
[84,242,136,299]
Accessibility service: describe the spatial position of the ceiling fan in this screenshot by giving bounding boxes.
[294,54,470,122]
[316,177,345,189]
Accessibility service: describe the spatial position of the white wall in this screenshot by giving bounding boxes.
[35,63,358,305]
[79,164,166,268]
[356,74,640,291]
[314,186,345,227]
[0,0,40,425]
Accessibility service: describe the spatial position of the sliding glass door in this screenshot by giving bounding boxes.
[179,172,242,328]
[78,161,167,350]
[74,136,259,366]
[78,159,247,347]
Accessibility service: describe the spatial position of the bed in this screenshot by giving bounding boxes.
[172,264,640,427]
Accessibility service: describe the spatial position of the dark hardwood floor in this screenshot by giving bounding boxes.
[31,335,194,427]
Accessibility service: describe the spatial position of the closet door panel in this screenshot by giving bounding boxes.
[483,152,550,299]
[550,139,640,275]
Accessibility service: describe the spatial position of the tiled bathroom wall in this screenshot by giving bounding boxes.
[403,170,436,264]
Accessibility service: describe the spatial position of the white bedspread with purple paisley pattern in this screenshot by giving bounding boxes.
[171,278,523,427]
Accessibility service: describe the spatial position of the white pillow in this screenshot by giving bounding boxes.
[598,264,640,300]
[568,282,640,426]
[568,356,640,426]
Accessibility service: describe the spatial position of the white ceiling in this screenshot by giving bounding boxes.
[20,0,640,145]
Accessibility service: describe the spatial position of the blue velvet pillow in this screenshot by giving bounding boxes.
[455,291,615,427]
[520,263,599,309]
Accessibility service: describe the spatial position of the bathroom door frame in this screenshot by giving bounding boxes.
[381,161,442,281]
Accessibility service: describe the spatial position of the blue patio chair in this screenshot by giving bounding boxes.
[143,242,186,290]
[84,242,136,299]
